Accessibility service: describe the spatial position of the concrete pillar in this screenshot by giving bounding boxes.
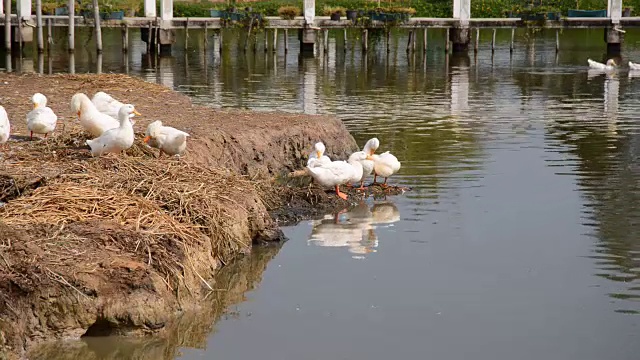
[159,0,174,51]
[145,0,156,17]
[451,0,470,52]
[605,27,623,55]
[608,0,622,23]
[303,0,315,25]
[299,28,316,54]
[449,27,470,52]
[15,0,33,42]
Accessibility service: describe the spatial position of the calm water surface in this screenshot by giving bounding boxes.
[14,28,640,359]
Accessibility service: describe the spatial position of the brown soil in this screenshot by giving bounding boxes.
[0,73,362,359]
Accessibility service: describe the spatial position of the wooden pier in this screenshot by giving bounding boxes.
[0,0,633,56]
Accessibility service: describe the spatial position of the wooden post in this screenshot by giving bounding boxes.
[510,28,514,53]
[555,29,559,52]
[264,28,268,52]
[273,28,278,52]
[423,28,427,53]
[284,28,288,53]
[323,29,328,52]
[46,18,52,51]
[146,21,152,53]
[362,29,368,52]
[445,28,450,53]
[16,0,22,54]
[204,22,208,50]
[184,20,188,51]
[92,0,102,53]
[343,28,347,53]
[406,30,412,53]
[244,16,255,53]
[386,29,390,53]
[491,28,496,52]
[36,0,43,53]
[412,29,416,52]
[3,0,10,52]
[68,0,74,52]
[122,24,129,52]
[474,28,479,53]
[218,29,223,53]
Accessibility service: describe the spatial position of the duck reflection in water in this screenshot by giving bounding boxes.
[307,201,400,259]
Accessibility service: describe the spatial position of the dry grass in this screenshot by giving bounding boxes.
[0,130,260,292]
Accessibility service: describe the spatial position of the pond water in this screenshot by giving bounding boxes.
[10,27,640,359]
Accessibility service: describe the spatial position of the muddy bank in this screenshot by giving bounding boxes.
[0,74,359,359]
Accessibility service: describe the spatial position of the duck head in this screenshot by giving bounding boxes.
[314,142,326,159]
[32,93,47,109]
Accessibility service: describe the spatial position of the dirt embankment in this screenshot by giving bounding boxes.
[0,74,359,359]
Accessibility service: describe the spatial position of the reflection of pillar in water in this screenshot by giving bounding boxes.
[450,67,469,116]
[5,52,11,72]
[97,53,102,74]
[69,52,75,74]
[604,76,619,135]
[37,52,43,74]
[158,55,174,88]
[20,58,33,73]
[301,57,317,115]
[123,51,129,74]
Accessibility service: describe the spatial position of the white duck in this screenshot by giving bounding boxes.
[91,91,136,124]
[347,138,378,189]
[86,104,138,157]
[307,142,332,168]
[143,120,190,156]
[72,93,127,137]
[347,151,370,190]
[307,155,363,200]
[367,142,401,187]
[588,58,617,71]
[26,93,58,140]
[629,61,640,71]
[0,106,10,147]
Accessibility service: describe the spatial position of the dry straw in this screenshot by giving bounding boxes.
[0,129,256,292]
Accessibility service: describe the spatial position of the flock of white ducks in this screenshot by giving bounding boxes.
[305,138,401,200]
[0,91,190,157]
[588,58,640,72]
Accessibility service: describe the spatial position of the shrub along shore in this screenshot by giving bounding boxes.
[22,0,631,21]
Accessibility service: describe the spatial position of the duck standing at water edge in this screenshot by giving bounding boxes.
[0,106,10,148]
[307,153,364,200]
[307,141,332,168]
[86,104,140,157]
[629,61,640,71]
[366,138,401,188]
[27,93,58,140]
[347,138,377,190]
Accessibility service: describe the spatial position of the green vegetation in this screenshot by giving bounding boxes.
[277,5,301,19]
[323,6,346,16]
[30,0,640,18]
